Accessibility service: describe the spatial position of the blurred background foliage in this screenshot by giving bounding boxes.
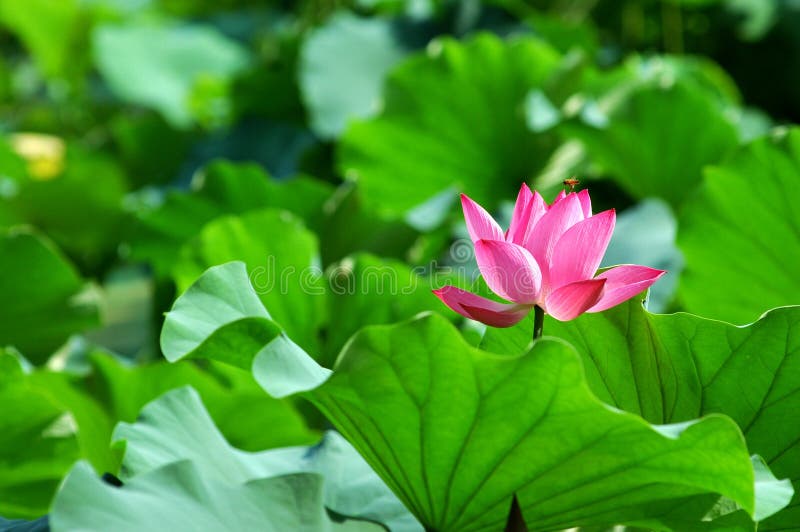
[1,0,800,522]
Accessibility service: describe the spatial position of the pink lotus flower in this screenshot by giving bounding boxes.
[433,185,665,326]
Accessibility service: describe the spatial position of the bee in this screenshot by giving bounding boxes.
[563,177,580,192]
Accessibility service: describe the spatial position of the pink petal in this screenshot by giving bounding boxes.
[523,192,585,282]
[506,187,549,246]
[587,265,667,313]
[550,190,566,206]
[505,184,533,244]
[576,189,592,218]
[544,278,606,321]
[549,209,616,289]
[474,240,542,304]
[551,190,591,218]
[528,191,548,231]
[432,286,532,327]
[461,194,504,243]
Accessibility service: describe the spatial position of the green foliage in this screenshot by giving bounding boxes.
[110,113,192,187]
[109,387,418,529]
[316,183,419,265]
[678,127,800,324]
[0,343,319,520]
[24,366,118,476]
[3,1,800,528]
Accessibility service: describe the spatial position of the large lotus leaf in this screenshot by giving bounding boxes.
[678,127,800,324]
[309,314,763,531]
[172,209,326,354]
[338,32,562,216]
[93,21,251,128]
[0,352,153,517]
[50,462,383,532]
[0,228,97,362]
[563,73,739,207]
[161,264,772,531]
[0,353,80,519]
[109,386,419,530]
[0,352,183,517]
[299,12,413,138]
[483,296,799,528]
[130,160,332,277]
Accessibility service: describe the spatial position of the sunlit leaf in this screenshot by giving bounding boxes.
[483,296,800,528]
[309,314,759,530]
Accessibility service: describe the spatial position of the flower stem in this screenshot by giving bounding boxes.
[533,306,544,340]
